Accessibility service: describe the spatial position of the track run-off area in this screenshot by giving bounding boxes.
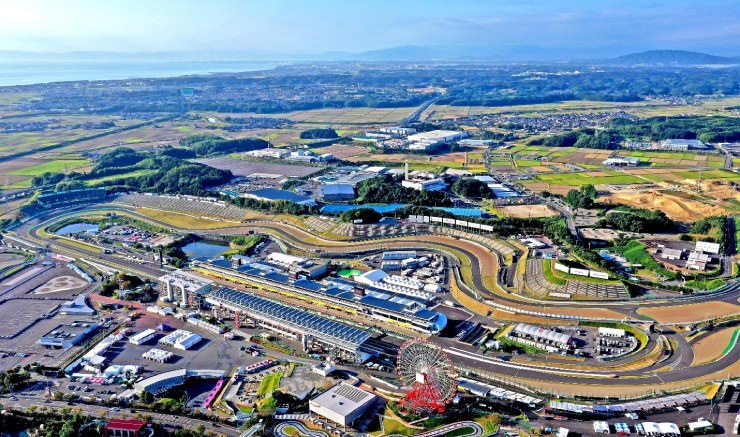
[14,202,740,398]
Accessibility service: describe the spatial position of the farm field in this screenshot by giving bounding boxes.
[497,204,559,218]
[423,96,740,119]
[0,156,92,189]
[311,144,371,159]
[531,171,646,186]
[344,148,488,172]
[614,151,725,167]
[0,116,145,158]
[194,157,323,178]
[692,328,739,366]
[207,107,416,125]
[7,159,89,176]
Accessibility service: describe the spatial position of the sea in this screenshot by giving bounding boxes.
[0,60,281,87]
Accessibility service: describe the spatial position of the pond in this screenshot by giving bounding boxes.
[55,223,99,235]
[182,241,229,259]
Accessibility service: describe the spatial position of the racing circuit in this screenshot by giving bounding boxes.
[12,198,740,399]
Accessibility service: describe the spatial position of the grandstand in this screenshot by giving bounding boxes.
[37,188,106,208]
[113,194,246,219]
[207,288,373,362]
[194,258,447,334]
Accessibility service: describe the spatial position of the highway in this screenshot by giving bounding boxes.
[2,390,241,436]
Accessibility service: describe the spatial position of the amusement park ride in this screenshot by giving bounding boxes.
[397,338,458,413]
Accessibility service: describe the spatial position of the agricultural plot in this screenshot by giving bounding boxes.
[498,204,559,218]
[615,151,725,168]
[533,171,645,186]
[425,97,740,120]
[345,149,488,172]
[194,157,323,178]
[311,144,370,159]
[7,159,89,176]
[226,107,416,124]
[0,157,91,189]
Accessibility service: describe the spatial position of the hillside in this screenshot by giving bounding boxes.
[613,50,737,66]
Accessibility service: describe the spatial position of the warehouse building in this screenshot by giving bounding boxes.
[659,139,705,151]
[321,183,356,201]
[407,130,469,151]
[37,320,99,350]
[401,178,447,191]
[159,270,213,306]
[309,382,378,427]
[129,329,157,345]
[159,330,202,350]
[603,157,641,167]
[243,188,317,206]
[696,240,721,255]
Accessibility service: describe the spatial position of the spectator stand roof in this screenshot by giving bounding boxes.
[319,203,483,217]
[208,288,372,351]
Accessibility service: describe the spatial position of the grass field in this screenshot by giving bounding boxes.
[532,171,645,186]
[544,259,618,284]
[8,159,89,176]
[84,169,157,185]
[257,371,282,397]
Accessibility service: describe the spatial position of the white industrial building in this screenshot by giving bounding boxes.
[244,148,290,159]
[267,252,328,278]
[309,382,378,427]
[659,139,705,151]
[159,329,202,350]
[37,320,99,350]
[687,251,710,271]
[696,240,721,255]
[354,269,436,300]
[598,327,626,338]
[159,270,213,306]
[382,251,417,260]
[603,157,641,167]
[402,178,446,191]
[142,348,174,363]
[407,130,469,151]
[473,175,519,198]
[661,248,683,260]
[380,126,417,135]
[129,329,157,345]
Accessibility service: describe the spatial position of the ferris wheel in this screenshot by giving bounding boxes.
[396,338,457,413]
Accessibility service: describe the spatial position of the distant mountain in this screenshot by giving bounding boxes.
[612,50,738,66]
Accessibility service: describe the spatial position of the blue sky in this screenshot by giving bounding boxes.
[1,0,738,57]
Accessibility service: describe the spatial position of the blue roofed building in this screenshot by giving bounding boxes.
[243,188,317,206]
[321,183,356,202]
